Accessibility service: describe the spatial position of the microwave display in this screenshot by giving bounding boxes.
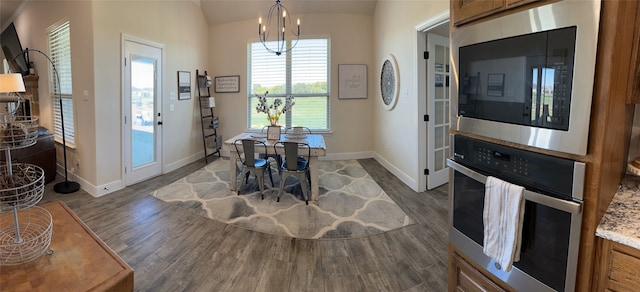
[458,27,576,131]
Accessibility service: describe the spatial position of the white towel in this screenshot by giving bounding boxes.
[483,176,525,273]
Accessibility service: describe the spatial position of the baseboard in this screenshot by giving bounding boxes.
[165,151,204,173]
[372,153,419,192]
[321,151,374,161]
[55,164,123,197]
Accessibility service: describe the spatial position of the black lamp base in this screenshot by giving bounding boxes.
[54,181,80,194]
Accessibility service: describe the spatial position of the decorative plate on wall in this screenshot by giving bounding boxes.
[380,54,399,110]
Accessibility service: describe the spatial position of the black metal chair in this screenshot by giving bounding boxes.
[274,141,311,204]
[233,139,274,199]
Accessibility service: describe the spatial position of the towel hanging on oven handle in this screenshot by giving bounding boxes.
[446,159,582,214]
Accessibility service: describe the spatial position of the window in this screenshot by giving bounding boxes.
[248,38,329,130]
[48,20,75,145]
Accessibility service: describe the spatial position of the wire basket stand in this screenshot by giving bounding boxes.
[0,115,52,265]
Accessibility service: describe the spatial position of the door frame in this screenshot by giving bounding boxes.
[121,34,165,186]
[415,10,450,192]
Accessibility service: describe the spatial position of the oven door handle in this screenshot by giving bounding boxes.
[447,159,582,214]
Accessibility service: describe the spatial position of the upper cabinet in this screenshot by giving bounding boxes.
[451,0,504,26]
[451,0,541,26]
[626,3,640,104]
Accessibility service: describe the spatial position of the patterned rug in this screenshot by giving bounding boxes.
[151,159,414,239]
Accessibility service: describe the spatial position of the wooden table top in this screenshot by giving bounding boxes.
[0,201,133,291]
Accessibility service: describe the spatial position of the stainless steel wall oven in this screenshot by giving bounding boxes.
[451,0,601,156]
[448,135,585,291]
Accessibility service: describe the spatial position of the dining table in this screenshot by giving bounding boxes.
[224,131,327,203]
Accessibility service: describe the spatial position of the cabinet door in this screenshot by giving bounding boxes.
[627,2,640,103]
[451,0,505,26]
[450,252,507,292]
[505,0,538,8]
[595,238,640,292]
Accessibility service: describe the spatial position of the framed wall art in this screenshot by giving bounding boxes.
[338,64,367,99]
[177,71,191,100]
[214,75,240,93]
[380,54,399,111]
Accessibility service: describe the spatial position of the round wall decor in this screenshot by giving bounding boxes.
[380,54,399,111]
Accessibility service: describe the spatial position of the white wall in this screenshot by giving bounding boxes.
[373,0,449,191]
[209,13,375,158]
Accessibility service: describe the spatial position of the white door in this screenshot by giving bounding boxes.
[123,38,163,185]
[426,33,450,190]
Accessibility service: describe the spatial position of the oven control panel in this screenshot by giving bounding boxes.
[453,135,576,198]
[476,146,530,176]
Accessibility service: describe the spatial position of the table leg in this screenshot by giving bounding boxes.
[229,149,237,191]
[309,156,319,202]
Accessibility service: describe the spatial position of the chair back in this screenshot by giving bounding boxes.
[234,139,265,167]
[275,141,311,171]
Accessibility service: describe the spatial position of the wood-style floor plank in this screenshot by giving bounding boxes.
[37,157,449,291]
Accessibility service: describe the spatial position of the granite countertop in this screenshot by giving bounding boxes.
[596,174,640,249]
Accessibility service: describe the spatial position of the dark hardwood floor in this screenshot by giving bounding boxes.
[39,157,449,291]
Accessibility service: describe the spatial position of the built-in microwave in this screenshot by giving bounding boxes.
[451,0,601,156]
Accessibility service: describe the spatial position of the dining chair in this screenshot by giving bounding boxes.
[274,141,311,205]
[233,139,275,199]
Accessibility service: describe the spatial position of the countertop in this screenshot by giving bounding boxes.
[596,174,640,249]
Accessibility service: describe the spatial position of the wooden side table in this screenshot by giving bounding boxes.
[0,201,133,291]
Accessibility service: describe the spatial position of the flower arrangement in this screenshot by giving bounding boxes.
[255,91,295,126]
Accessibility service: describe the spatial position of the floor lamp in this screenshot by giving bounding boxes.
[17,49,79,194]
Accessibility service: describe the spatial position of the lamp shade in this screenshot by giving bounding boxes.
[0,73,26,93]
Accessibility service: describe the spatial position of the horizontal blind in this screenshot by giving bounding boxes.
[250,41,286,95]
[248,39,329,130]
[48,21,75,144]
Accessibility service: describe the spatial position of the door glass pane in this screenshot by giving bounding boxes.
[435,149,444,171]
[435,125,445,148]
[435,101,444,124]
[131,57,155,168]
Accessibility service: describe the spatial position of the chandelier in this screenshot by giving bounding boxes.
[258,0,300,56]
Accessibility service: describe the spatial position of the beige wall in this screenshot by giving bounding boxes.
[14,1,94,186]
[209,13,375,157]
[373,0,449,190]
[92,1,209,193]
[14,1,210,195]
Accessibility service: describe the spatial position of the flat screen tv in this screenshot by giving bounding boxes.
[1,23,29,75]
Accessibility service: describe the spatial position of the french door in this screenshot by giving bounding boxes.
[123,37,163,185]
[426,33,450,190]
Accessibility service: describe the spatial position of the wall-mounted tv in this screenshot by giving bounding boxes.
[1,23,29,75]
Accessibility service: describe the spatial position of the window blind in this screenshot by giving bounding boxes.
[48,21,75,145]
[248,39,329,130]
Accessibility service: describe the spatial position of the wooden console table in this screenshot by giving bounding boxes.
[0,201,133,291]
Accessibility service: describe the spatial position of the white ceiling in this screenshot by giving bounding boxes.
[199,0,378,26]
[0,0,24,29]
[0,0,378,29]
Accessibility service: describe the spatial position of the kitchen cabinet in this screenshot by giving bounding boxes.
[594,238,640,292]
[449,247,510,292]
[626,2,640,104]
[451,0,504,26]
[451,0,542,26]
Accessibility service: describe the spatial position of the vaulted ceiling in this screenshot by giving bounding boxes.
[199,0,378,25]
[0,0,378,29]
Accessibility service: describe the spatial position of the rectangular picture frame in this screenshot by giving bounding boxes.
[338,64,367,99]
[178,71,191,100]
[267,126,281,140]
[214,75,240,93]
